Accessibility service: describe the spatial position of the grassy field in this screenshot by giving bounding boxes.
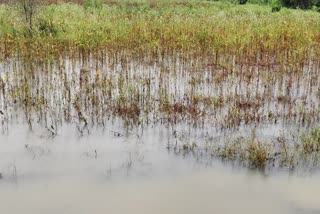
[0,1,320,60]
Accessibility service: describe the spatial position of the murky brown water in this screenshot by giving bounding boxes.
[2,171,320,214]
[0,124,319,214]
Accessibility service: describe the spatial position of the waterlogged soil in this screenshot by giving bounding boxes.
[0,125,319,214]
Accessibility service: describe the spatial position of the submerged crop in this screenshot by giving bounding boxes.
[0,1,320,173]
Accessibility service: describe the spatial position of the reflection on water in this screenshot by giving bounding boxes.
[1,54,320,133]
[0,125,319,214]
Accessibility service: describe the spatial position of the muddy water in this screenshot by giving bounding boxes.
[0,124,319,214]
[2,171,320,214]
[0,54,320,213]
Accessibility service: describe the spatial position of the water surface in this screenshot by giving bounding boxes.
[0,125,319,214]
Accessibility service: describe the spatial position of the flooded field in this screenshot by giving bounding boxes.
[1,52,320,169]
[0,50,320,213]
[1,1,320,213]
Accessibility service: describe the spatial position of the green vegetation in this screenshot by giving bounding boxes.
[190,128,320,171]
[0,1,320,59]
[301,128,320,154]
[83,0,104,9]
[279,0,320,10]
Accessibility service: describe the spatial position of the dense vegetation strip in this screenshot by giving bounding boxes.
[0,2,320,59]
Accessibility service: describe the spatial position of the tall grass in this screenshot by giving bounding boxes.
[0,2,320,60]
